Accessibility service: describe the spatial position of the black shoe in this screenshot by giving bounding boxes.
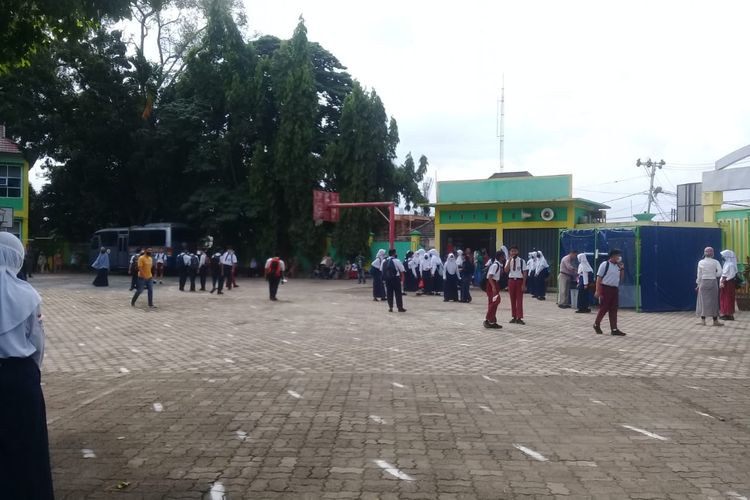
[490,322,502,329]
[210,288,215,294]
[149,305,157,309]
[593,324,603,334]
[575,309,591,314]
[537,297,546,301]
[217,291,224,295]
[483,320,493,329]
[398,308,406,312]
[516,319,525,325]
[611,329,626,336]
[389,308,393,312]
[373,298,379,302]
[510,318,517,324]
[270,297,277,301]
[131,300,136,307]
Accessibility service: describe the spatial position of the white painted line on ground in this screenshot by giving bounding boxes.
[281,340,293,345]
[209,482,226,500]
[82,448,96,459]
[373,459,415,481]
[685,385,707,391]
[482,375,498,382]
[479,405,494,413]
[726,492,749,500]
[291,331,298,334]
[227,333,234,338]
[459,343,472,347]
[119,367,130,374]
[513,444,549,462]
[235,430,248,441]
[562,368,582,374]
[117,436,125,440]
[153,403,163,412]
[206,344,217,349]
[662,343,679,347]
[223,358,234,364]
[78,343,85,347]
[369,415,386,424]
[155,338,163,342]
[709,357,728,362]
[590,399,606,406]
[163,323,171,328]
[392,382,405,389]
[314,353,324,358]
[353,337,361,341]
[564,460,598,467]
[694,410,717,420]
[287,390,302,399]
[94,326,101,331]
[207,379,216,383]
[388,347,400,352]
[130,348,141,353]
[621,425,669,441]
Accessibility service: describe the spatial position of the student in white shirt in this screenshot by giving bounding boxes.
[696,246,723,326]
[154,250,166,284]
[575,253,594,314]
[220,246,238,291]
[594,249,626,336]
[383,249,407,312]
[371,249,387,301]
[504,245,527,324]
[265,256,286,301]
[483,250,504,329]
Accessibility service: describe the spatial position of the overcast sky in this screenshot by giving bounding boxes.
[240,0,750,220]
[31,1,750,220]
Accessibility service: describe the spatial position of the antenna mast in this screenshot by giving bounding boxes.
[496,74,505,172]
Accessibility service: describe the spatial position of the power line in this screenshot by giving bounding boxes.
[576,174,647,189]
[601,191,648,204]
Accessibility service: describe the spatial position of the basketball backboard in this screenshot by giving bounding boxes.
[0,207,13,228]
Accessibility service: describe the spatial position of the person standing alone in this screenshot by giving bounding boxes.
[504,245,527,324]
[131,248,156,308]
[265,255,286,301]
[558,250,578,308]
[594,249,625,336]
[221,246,237,291]
[383,249,407,312]
[719,249,739,321]
[696,247,723,326]
[483,251,503,329]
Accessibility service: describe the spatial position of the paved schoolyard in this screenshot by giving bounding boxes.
[33,273,750,499]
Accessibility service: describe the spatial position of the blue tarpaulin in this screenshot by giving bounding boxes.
[639,226,722,312]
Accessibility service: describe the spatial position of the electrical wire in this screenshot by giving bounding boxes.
[601,191,648,204]
[576,175,646,189]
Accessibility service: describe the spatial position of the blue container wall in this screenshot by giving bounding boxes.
[639,226,722,312]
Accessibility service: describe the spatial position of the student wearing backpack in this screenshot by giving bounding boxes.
[459,249,474,303]
[188,250,199,292]
[594,249,626,336]
[383,249,407,313]
[153,250,166,284]
[210,249,223,294]
[197,250,209,291]
[371,249,387,301]
[483,250,503,329]
[220,247,237,291]
[128,248,142,291]
[176,245,190,291]
[265,256,286,301]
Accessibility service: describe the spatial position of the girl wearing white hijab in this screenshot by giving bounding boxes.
[0,233,54,499]
[430,249,444,295]
[442,253,459,302]
[526,252,538,296]
[575,253,594,313]
[534,251,550,300]
[371,249,387,301]
[420,249,433,294]
[719,249,739,321]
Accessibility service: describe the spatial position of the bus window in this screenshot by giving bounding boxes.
[129,229,166,247]
[99,231,118,247]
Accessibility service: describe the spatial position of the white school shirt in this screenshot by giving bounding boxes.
[0,306,45,368]
[385,257,405,277]
[696,258,722,284]
[505,256,526,279]
[487,260,502,281]
[265,258,286,272]
[154,252,166,264]
[597,260,622,287]
[220,252,237,266]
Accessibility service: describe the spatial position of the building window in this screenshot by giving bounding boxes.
[0,164,23,198]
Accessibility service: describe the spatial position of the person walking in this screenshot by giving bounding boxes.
[483,250,503,329]
[220,246,237,291]
[594,249,626,336]
[371,249,387,301]
[128,247,142,291]
[265,255,286,301]
[534,251,550,300]
[459,248,474,303]
[443,253,459,302]
[0,233,55,500]
[383,249,407,312]
[131,248,156,308]
[91,247,110,286]
[575,253,594,313]
[198,250,209,291]
[558,250,578,308]
[720,249,739,321]
[696,247,723,326]
[504,245,527,324]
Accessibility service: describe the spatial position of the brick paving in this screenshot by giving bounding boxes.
[32,273,750,499]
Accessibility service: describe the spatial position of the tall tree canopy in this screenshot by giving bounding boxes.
[0,2,429,263]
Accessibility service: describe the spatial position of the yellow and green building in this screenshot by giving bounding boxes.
[0,124,30,244]
[432,172,608,284]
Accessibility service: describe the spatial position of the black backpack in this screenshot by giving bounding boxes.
[176,252,185,269]
[383,258,398,280]
[480,260,494,291]
[190,254,199,270]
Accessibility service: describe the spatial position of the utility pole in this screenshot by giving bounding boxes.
[496,74,505,172]
[636,158,665,214]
